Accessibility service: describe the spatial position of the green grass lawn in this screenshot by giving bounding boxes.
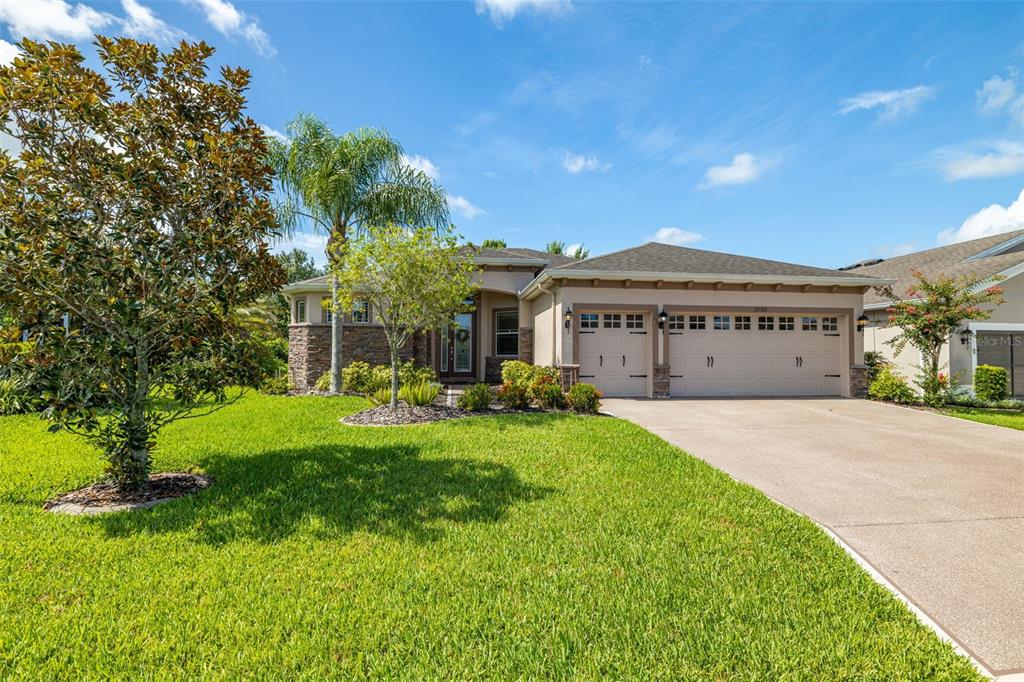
[942,407,1024,430]
[0,395,978,679]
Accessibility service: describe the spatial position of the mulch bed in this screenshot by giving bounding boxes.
[341,404,470,426]
[44,472,212,514]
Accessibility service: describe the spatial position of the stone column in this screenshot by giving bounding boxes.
[288,324,331,391]
[653,363,670,399]
[518,327,534,364]
[558,364,580,391]
[849,365,868,398]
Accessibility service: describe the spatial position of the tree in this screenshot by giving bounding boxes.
[0,38,284,489]
[878,270,1004,407]
[268,114,449,393]
[332,224,477,409]
[481,238,507,248]
[546,240,589,259]
[568,244,590,259]
[546,240,565,255]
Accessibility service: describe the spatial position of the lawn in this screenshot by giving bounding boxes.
[0,394,978,679]
[942,407,1024,430]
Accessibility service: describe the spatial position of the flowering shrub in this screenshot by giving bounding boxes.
[497,381,531,410]
[868,367,916,405]
[567,383,602,414]
[531,374,567,410]
[457,383,493,411]
[974,365,1008,403]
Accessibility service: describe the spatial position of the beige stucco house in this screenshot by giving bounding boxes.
[848,230,1024,397]
[283,242,890,398]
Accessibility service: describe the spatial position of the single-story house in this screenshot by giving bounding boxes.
[846,229,1024,397]
[283,242,890,398]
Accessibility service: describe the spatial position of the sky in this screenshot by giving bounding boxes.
[1,0,1023,269]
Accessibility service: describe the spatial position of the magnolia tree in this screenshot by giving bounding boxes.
[0,38,284,489]
[878,270,1004,407]
[331,224,477,409]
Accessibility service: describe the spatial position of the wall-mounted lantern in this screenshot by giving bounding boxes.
[856,313,869,332]
[564,309,573,329]
[959,327,972,345]
[657,310,668,329]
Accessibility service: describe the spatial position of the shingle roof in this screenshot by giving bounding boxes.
[847,230,1024,306]
[546,241,876,279]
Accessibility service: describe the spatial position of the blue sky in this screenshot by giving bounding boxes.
[2,1,1023,269]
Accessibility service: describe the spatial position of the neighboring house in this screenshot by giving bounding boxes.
[283,242,889,398]
[846,230,1024,397]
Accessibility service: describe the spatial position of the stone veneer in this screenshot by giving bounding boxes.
[558,364,580,391]
[849,365,868,398]
[288,323,430,391]
[484,356,506,384]
[653,363,670,399]
[517,328,534,364]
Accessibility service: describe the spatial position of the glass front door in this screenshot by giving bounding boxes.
[438,311,475,379]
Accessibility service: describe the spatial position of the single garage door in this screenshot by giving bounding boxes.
[668,313,843,397]
[578,312,649,397]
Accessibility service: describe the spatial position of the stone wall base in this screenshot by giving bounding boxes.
[653,363,670,399]
[558,364,580,391]
[288,324,430,391]
[485,356,510,384]
[517,328,534,364]
[850,365,868,398]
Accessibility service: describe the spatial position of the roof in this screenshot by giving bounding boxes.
[846,230,1024,307]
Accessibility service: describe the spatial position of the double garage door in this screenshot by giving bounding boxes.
[578,311,844,398]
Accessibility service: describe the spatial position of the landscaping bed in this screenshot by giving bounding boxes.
[43,472,212,514]
[341,403,469,426]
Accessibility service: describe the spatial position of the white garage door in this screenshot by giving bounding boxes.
[578,312,649,397]
[668,313,843,397]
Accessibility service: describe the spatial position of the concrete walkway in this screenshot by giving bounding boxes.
[602,397,1024,678]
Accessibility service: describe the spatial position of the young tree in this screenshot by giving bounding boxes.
[568,244,590,259]
[481,238,507,248]
[546,240,566,255]
[0,38,284,489]
[332,224,477,409]
[268,114,448,394]
[878,270,1004,407]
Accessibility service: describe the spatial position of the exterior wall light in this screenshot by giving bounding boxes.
[657,310,668,329]
[856,313,869,332]
[564,309,573,328]
[959,327,972,345]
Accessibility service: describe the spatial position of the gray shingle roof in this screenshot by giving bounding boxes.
[546,241,875,279]
[847,230,1024,306]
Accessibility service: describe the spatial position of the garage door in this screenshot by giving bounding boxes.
[668,313,842,397]
[578,312,649,397]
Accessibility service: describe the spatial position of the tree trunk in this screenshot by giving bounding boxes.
[330,275,343,394]
[390,347,400,410]
[114,341,152,490]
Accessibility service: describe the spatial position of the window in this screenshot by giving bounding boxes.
[822,317,838,332]
[779,316,795,331]
[495,310,519,356]
[603,313,621,328]
[580,313,598,329]
[801,316,818,331]
[351,300,370,324]
[713,315,730,330]
[735,316,751,330]
[668,315,685,330]
[689,315,706,330]
[758,316,774,331]
[294,299,306,323]
[321,297,332,324]
[625,313,644,329]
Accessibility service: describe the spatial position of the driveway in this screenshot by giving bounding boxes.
[602,397,1024,677]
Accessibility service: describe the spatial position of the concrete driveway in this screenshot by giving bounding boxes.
[602,397,1024,678]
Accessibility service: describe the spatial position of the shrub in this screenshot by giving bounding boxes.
[497,381,531,410]
[399,361,436,387]
[566,383,602,414]
[974,365,1008,403]
[863,351,889,382]
[367,387,392,407]
[531,374,566,410]
[0,375,29,415]
[399,380,441,407]
[314,371,332,393]
[341,361,374,393]
[868,367,916,405]
[500,360,535,388]
[260,375,290,395]
[342,360,436,395]
[458,383,493,411]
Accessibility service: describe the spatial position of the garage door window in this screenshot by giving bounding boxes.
[822,317,838,332]
[603,314,622,328]
[735,316,751,330]
[580,313,598,329]
[779,316,795,331]
[758,316,774,331]
[668,315,685,330]
[801,316,817,331]
[713,315,730,330]
[689,315,706,330]
[625,314,644,329]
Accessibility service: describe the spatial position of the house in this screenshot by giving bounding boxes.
[283,242,890,398]
[846,230,1024,397]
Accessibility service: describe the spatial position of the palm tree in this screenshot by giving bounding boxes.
[268,113,449,393]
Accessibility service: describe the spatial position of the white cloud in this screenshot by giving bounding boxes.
[649,227,704,246]
[938,188,1024,244]
[121,0,185,43]
[259,124,288,142]
[561,151,610,174]
[940,140,1024,181]
[185,0,275,57]
[0,39,19,65]
[0,0,114,41]
[699,153,773,189]
[401,154,440,180]
[976,69,1024,126]
[838,85,936,122]
[618,123,679,158]
[449,195,485,220]
[474,0,572,27]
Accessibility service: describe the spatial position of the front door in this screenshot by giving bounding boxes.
[438,311,476,381]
